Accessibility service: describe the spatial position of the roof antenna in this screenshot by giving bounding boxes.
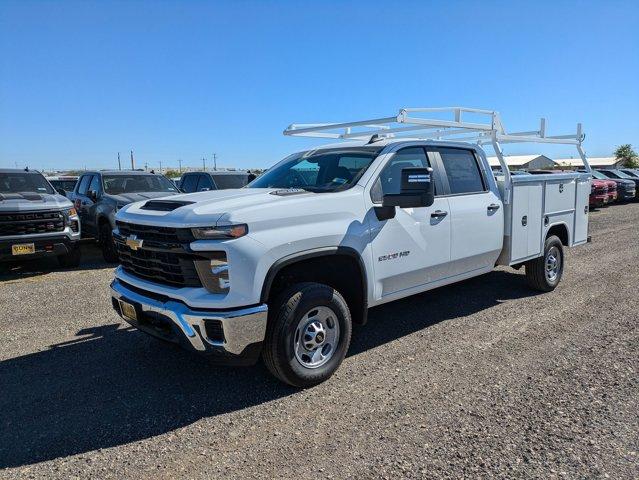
[367,133,383,144]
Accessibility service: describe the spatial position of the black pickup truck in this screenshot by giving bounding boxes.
[68,170,180,262]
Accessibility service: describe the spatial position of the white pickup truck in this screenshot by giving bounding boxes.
[110,107,591,387]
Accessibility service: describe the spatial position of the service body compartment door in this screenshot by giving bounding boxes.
[510,181,543,262]
[573,175,590,244]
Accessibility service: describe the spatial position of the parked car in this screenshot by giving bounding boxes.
[589,179,611,208]
[620,168,639,179]
[68,170,179,262]
[1,168,81,267]
[46,175,79,197]
[178,171,250,193]
[109,107,591,387]
[593,169,637,200]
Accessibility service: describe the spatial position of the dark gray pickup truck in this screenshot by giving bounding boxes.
[1,168,81,267]
[68,170,180,262]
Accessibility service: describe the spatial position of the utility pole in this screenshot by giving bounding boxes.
[159,160,162,173]
[130,150,135,170]
[144,161,148,171]
[213,153,217,171]
[118,152,121,170]
[178,159,182,173]
[202,157,206,171]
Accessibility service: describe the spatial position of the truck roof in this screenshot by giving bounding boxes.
[84,170,165,175]
[0,168,43,174]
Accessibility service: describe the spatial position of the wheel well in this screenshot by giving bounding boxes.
[547,223,569,246]
[263,252,367,325]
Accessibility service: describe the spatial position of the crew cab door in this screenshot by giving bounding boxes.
[74,174,93,234]
[368,146,451,299]
[84,174,102,235]
[435,147,503,275]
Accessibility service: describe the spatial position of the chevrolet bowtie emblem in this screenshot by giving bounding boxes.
[125,235,144,251]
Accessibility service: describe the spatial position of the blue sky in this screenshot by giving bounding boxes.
[1,0,638,171]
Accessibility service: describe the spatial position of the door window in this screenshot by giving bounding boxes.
[180,174,199,193]
[439,148,486,194]
[197,174,215,191]
[370,147,431,203]
[77,175,91,195]
[88,175,101,194]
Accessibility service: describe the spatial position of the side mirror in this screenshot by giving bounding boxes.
[56,188,67,197]
[89,190,99,201]
[382,167,435,209]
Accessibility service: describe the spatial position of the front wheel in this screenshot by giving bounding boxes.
[100,223,119,263]
[58,245,81,268]
[263,282,352,387]
[525,235,564,292]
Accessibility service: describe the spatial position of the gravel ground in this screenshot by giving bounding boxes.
[1,204,638,479]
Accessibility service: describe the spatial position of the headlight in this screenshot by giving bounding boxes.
[191,224,248,240]
[64,207,78,217]
[115,203,127,212]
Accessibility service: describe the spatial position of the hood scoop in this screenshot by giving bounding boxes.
[0,192,45,202]
[140,200,195,211]
[270,188,309,196]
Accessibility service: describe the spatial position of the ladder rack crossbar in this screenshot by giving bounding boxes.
[283,107,591,205]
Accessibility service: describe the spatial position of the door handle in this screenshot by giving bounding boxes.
[431,210,448,219]
[487,204,500,212]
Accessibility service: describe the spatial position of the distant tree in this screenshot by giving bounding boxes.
[614,144,639,168]
[164,169,181,178]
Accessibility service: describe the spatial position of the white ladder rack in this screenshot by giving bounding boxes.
[283,107,591,203]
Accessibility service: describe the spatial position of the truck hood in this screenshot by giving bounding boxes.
[116,187,350,227]
[0,192,73,212]
[106,191,179,204]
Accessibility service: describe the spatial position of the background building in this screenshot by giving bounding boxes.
[555,157,623,169]
[487,154,557,171]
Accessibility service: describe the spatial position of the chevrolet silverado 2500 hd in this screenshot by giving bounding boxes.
[1,168,81,267]
[110,107,592,387]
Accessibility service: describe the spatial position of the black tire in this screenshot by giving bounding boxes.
[57,245,82,268]
[263,282,352,388]
[100,222,119,263]
[525,235,564,292]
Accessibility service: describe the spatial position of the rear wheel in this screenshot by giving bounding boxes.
[58,245,82,268]
[525,235,564,292]
[263,282,352,387]
[100,222,119,263]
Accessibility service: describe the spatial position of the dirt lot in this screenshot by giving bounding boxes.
[1,204,638,479]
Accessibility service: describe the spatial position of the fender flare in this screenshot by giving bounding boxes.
[260,246,369,324]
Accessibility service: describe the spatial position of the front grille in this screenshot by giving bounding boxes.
[0,210,65,237]
[116,243,202,288]
[594,186,607,193]
[116,221,194,247]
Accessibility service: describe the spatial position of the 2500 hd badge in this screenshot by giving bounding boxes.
[378,250,410,262]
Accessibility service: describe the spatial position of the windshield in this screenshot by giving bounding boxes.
[0,172,55,194]
[610,170,633,179]
[212,174,248,189]
[588,170,608,180]
[622,170,639,178]
[49,179,78,191]
[103,175,178,195]
[248,147,384,192]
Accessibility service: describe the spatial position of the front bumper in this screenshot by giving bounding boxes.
[110,278,268,365]
[0,233,80,262]
[589,193,608,207]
